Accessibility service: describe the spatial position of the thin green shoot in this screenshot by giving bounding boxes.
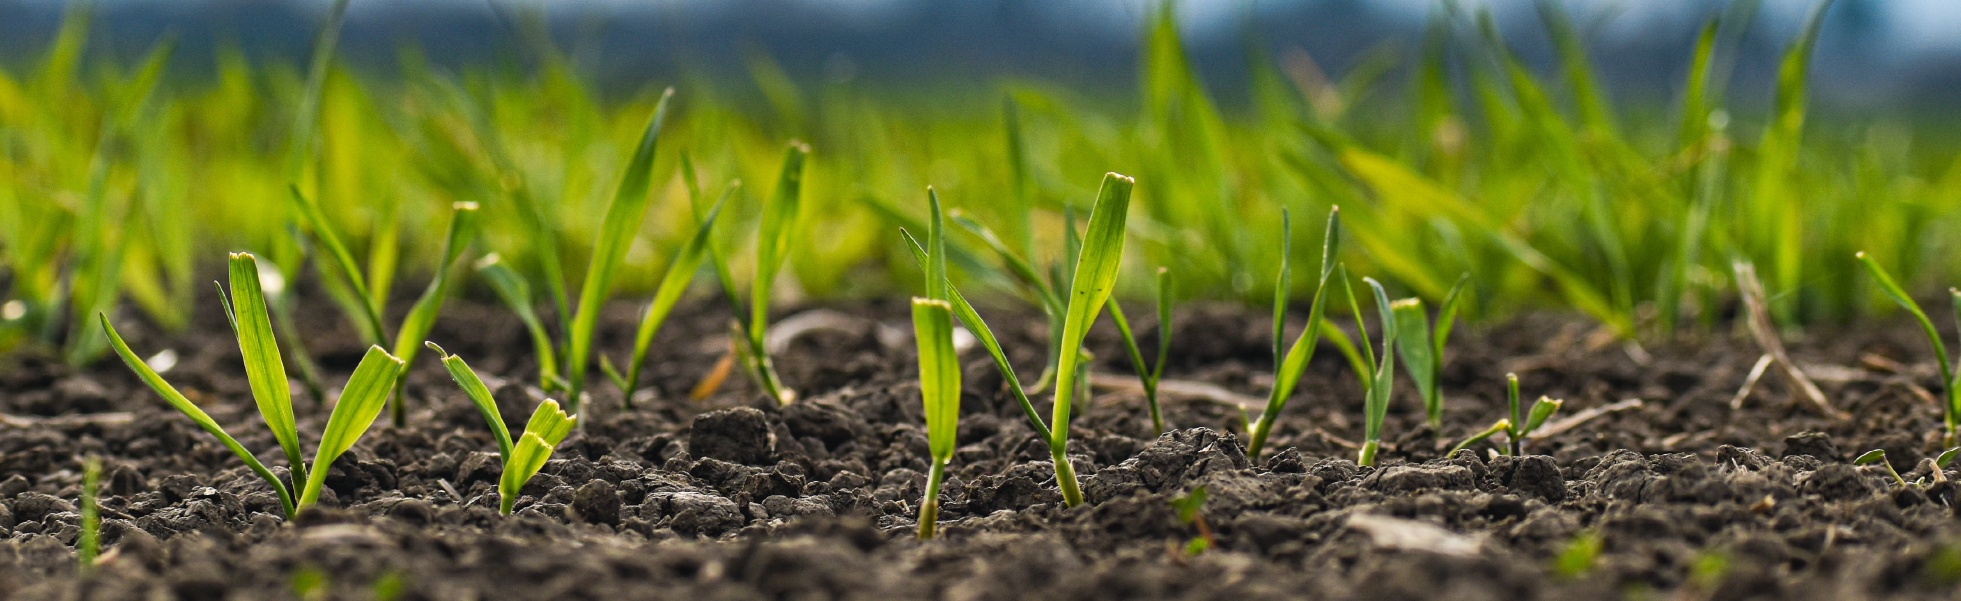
[475,254,562,393]
[1108,267,1172,436]
[1857,252,1959,446]
[386,202,481,426]
[1049,172,1135,507]
[1391,273,1469,434]
[1855,449,1907,487]
[947,212,1064,393]
[901,229,1050,439]
[564,89,677,412]
[78,456,100,572]
[1356,276,1398,467]
[741,142,811,406]
[222,253,307,487]
[426,343,576,514]
[1934,447,1960,484]
[286,186,388,346]
[1247,206,1341,459]
[608,183,731,406]
[1457,373,1565,456]
[912,298,960,539]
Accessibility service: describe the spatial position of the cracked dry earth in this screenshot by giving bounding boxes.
[2,298,1961,600]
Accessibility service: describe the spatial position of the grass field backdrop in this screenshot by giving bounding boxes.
[4,1,1960,365]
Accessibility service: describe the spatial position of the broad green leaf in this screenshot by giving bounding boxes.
[427,342,512,461]
[621,185,732,402]
[226,253,305,486]
[566,89,676,409]
[1391,297,1439,430]
[299,346,405,509]
[1049,173,1135,455]
[913,298,961,462]
[101,313,294,517]
[1524,397,1563,435]
[501,399,575,514]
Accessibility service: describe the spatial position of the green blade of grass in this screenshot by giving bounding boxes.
[1391,297,1439,431]
[1433,274,1469,358]
[501,399,575,514]
[1505,373,1524,456]
[387,202,481,425]
[1858,251,1955,440]
[1523,397,1563,436]
[426,342,513,462]
[100,313,295,517]
[748,142,810,405]
[1449,419,1510,456]
[1358,277,1398,466]
[902,230,1051,439]
[475,254,558,392]
[225,252,306,488]
[299,345,405,510]
[912,297,960,540]
[1248,207,1340,458]
[286,186,387,345]
[950,213,1063,315]
[1107,297,1162,436]
[78,457,100,572]
[620,184,732,404]
[565,89,676,410]
[1049,172,1134,507]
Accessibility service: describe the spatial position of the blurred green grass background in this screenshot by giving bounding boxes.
[4,0,1960,362]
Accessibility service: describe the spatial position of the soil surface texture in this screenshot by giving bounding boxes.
[3,292,1961,601]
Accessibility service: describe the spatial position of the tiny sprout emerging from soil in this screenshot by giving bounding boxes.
[1170,486,1214,555]
[426,343,577,514]
[1247,207,1341,459]
[1453,374,1562,456]
[1351,273,1399,467]
[1934,448,1961,484]
[1856,252,1961,446]
[910,188,961,540]
[1552,530,1603,579]
[102,252,406,518]
[1855,449,1908,487]
[1390,273,1469,435]
[1108,267,1172,436]
[78,456,100,572]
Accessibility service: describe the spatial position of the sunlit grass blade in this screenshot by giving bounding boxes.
[1109,266,1172,437]
[912,297,960,539]
[1450,419,1509,456]
[950,213,1062,312]
[1858,251,1956,443]
[1855,449,1906,487]
[1752,0,1837,322]
[746,142,810,405]
[225,252,305,487]
[427,342,513,461]
[501,399,575,514]
[286,186,387,345]
[475,254,560,392]
[1391,298,1437,431]
[386,202,481,425]
[299,345,405,510]
[78,456,100,572]
[902,230,1050,439]
[1049,172,1134,507]
[1523,396,1563,434]
[1248,207,1340,458]
[565,89,676,411]
[619,184,732,404]
[101,313,295,517]
[1358,277,1398,467]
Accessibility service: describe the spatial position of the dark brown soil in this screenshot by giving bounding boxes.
[3,289,1961,601]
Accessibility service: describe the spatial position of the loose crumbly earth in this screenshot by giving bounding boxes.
[2,291,1960,601]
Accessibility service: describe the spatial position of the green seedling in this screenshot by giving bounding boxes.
[1856,252,1961,446]
[78,456,100,572]
[1391,273,1469,434]
[912,298,960,539]
[600,180,732,406]
[1934,448,1961,484]
[475,254,562,392]
[1108,267,1173,436]
[425,343,577,514]
[900,191,1050,441]
[1247,207,1342,459]
[1352,274,1399,467]
[1553,529,1603,579]
[1170,486,1214,555]
[287,194,481,425]
[1856,449,1907,487]
[1456,373,1563,456]
[102,254,405,518]
[694,143,810,406]
[1049,173,1135,506]
[563,89,678,411]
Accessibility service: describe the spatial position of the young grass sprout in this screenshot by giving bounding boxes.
[1108,267,1172,436]
[1045,173,1135,506]
[1246,207,1341,459]
[1856,252,1961,446]
[1352,274,1399,467]
[102,252,406,518]
[426,343,577,514]
[1391,273,1469,435]
[1855,449,1907,487]
[78,456,101,572]
[911,298,960,539]
[1451,373,1563,456]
